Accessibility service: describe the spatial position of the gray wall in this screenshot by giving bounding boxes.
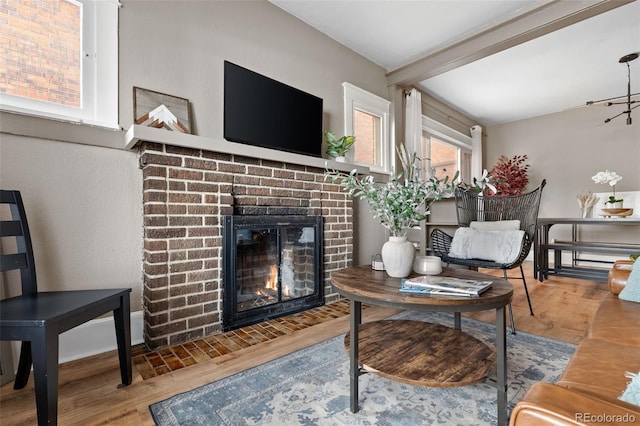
[0,1,390,314]
[119,0,388,140]
[0,130,143,309]
[118,0,389,266]
[486,104,639,243]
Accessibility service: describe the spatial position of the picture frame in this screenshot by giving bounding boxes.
[133,87,192,134]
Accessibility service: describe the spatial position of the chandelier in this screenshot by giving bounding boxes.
[586,53,639,125]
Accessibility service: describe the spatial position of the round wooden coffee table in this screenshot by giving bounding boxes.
[331,265,513,426]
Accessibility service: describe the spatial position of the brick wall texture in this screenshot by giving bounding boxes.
[1,0,81,107]
[139,142,354,349]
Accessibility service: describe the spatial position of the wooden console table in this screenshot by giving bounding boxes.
[534,217,640,282]
[331,266,513,425]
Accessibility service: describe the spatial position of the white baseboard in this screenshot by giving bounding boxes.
[58,310,145,364]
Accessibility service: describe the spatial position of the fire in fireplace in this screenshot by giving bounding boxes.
[222,215,323,330]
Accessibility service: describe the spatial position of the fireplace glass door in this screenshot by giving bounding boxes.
[223,216,323,330]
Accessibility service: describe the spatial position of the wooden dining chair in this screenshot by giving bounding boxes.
[0,190,132,426]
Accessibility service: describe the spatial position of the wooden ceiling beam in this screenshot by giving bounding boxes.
[386,0,636,87]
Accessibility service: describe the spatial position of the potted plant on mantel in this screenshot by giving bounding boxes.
[325,131,355,162]
[325,144,457,277]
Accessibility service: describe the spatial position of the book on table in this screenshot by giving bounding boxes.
[399,275,493,297]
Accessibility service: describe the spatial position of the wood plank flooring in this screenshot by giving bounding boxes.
[0,262,611,425]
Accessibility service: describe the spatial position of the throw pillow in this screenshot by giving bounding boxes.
[448,227,525,264]
[469,220,521,231]
[619,260,640,303]
[620,371,640,407]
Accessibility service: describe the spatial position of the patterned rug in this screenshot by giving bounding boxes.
[150,311,575,425]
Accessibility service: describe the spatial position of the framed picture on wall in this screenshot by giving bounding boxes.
[133,87,192,134]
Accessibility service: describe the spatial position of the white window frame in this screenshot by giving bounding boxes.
[0,0,119,129]
[422,115,473,182]
[343,82,391,174]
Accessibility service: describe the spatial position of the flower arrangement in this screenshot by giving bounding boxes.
[463,169,498,196]
[325,131,356,158]
[324,144,458,237]
[487,154,530,196]
[591,170,623,204]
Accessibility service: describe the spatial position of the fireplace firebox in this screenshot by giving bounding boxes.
[222,215,323,331]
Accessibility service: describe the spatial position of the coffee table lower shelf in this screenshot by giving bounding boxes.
[344,319,496,387]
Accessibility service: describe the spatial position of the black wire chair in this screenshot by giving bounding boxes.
[430,180,546,332]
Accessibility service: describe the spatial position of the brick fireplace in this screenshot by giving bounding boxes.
[138,142,353,349]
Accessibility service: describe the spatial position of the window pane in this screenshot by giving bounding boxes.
[430,137,458,181]
[1,0,82,108]
[353,108,381,167]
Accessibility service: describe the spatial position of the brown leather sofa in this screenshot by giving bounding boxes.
[510,260,640,425]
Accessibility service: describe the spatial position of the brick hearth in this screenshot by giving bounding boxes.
[137,142,353,349]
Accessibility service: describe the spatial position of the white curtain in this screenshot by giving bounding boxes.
[470,125,483,181]
[404,88,423,159]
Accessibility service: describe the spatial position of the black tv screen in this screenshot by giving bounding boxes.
[224,61,323,157]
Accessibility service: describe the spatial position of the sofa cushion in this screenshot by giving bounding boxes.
[620,371,640,407]
[588,296,640,347]
[558,338,640,401]
[619,260,640,302]
[510,382,640,426]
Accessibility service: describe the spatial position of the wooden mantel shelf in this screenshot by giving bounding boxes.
[124,124,370,174]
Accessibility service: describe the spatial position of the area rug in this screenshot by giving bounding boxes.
[150,311,575,425]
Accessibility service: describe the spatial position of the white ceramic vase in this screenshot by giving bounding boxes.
[381,236,415,278]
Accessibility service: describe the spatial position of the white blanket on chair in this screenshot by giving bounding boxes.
[448,227,525,264]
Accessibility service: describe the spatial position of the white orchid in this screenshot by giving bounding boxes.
[471,169,498,196]
[591,170,623,204]
[591,170,623,186]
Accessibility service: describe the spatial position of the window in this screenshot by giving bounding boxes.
[0,0,119,128]
[343,82,391,173]
[421,116,472,183]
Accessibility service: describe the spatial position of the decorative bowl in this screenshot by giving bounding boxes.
[600,208,633,217]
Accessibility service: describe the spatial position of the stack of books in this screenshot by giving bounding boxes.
[400,275,493,297]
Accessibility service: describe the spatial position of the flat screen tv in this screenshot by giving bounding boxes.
[224,61,323,157]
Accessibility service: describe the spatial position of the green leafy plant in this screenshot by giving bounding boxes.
[325,131,356,158]
[324,144,458,237]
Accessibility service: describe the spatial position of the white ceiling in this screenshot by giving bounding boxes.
[271,0,640,126]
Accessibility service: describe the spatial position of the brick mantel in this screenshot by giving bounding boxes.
[137,141,354,349]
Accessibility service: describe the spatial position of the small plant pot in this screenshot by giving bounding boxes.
[334,156,346,163]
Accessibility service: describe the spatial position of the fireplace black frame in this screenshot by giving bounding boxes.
[222,215,324,331]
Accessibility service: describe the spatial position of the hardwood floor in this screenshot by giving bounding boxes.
[0,262,610,425]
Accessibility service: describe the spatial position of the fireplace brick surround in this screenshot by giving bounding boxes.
[138,142,354,349]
